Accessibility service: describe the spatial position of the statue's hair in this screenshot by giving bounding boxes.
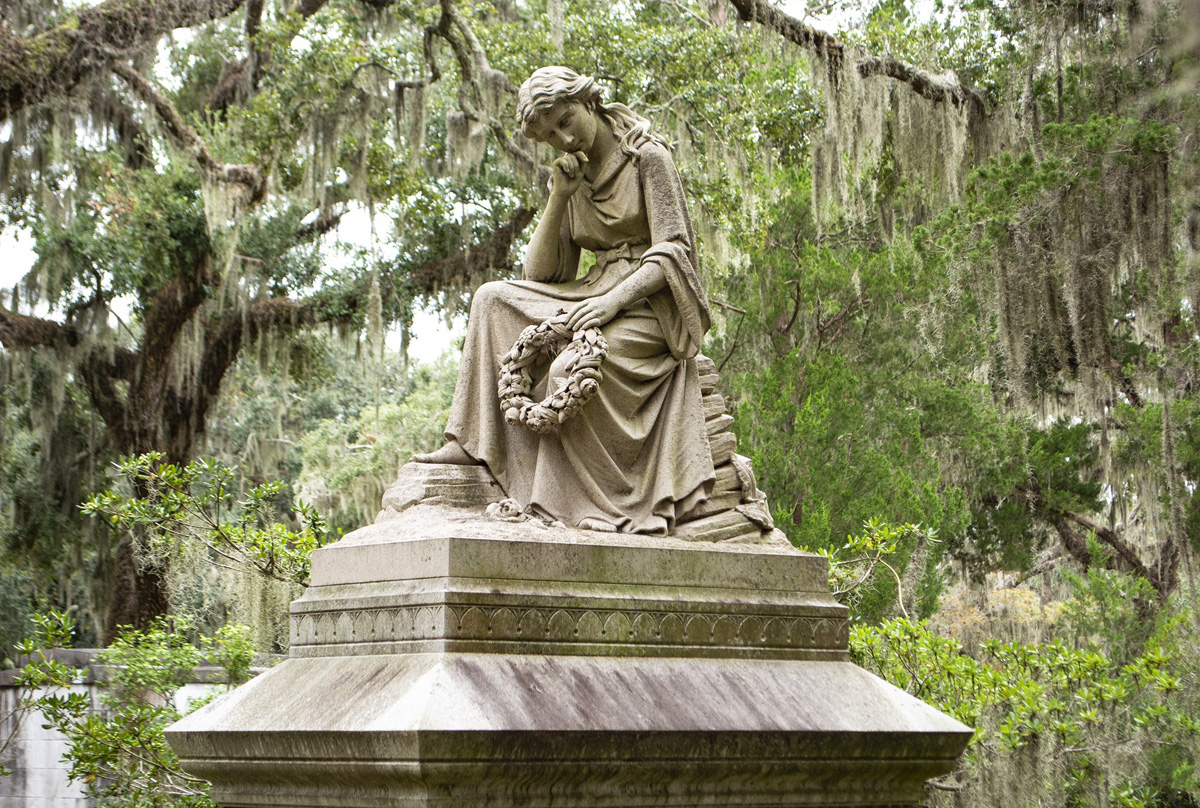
[517,66,666,156]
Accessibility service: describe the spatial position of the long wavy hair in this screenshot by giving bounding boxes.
[517,66,667,156]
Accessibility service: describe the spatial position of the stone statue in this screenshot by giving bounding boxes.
[168,69,971,808]
[416,66,716,535]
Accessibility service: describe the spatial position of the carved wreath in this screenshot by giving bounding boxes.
[498,313,607,434]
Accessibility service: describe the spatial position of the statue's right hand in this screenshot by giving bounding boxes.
[550,151,588,198]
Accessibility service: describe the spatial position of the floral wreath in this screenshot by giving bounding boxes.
[497,312,607,434]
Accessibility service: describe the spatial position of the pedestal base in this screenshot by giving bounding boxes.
[167,501,970,807]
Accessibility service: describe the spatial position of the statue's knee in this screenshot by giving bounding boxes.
[471,281,507,313]
[547,347,579,385]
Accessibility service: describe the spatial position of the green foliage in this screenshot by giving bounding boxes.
[8,610,256,806]
[201,337,459,534]
[964,420,1104,572]
[720,178,981,618]
[1060,538,1160,664]
[852,613,1200,806]
[83,453,328,588]
[297,356,458,531]
[0,366,111,645]
[0,567,34,667]
[841,0,1009,90]
[808,518,941,619]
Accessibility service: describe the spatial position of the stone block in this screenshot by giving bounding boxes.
[674,509,764,543]
[287,515,841,661]
[693,355,717,377]
[702,392,726,420]
[708,430,737,466]
[170,652,969,808]
[380,463,504,514]
[677,490,742,522]
[706,413,734,436]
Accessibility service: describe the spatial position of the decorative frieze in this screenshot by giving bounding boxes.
[289,603,849,657]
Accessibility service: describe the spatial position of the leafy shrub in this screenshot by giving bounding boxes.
[851,616,1200,807]
[7,610,256,807]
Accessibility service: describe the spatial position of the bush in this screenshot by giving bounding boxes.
[851,615,1200,807]
[5,610,256,807]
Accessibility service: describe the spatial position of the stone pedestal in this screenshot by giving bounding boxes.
[167,492,971,807]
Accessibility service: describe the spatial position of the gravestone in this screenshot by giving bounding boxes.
[166,355,971,808]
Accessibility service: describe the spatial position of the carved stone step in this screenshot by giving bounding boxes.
[713,462,742,496]
[708,431,737,466]
[695,355,719,395]
[706,413,733,436]
[702,392,726,420]
[677,491,742,524]
[675,509,764,542]
[381,463,503,514]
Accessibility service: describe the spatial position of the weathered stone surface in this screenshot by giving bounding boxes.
[702,391,726,420]
[708,430,737,465]
[677,489,742,521]
[380,463,504,513]
[674,509,766,543]
[170,652,968,808]
[286,510,843,660]
[707,412,735,436]
[167,504,972,807]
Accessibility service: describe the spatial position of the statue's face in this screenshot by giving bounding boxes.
[526,99,597,155]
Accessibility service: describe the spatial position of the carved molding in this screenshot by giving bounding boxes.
[290,604,849,651]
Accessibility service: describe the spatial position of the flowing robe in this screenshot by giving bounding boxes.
[444,139,714,533]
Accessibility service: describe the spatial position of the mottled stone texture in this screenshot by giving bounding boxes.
[167,495,970,808]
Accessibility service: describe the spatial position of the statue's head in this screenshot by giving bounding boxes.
[517,66,602,139]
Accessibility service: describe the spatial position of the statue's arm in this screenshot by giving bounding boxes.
[524,152,587,282]
[523,192,575,281]
[565,259,666,332]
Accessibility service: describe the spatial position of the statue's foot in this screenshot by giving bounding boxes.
[578,517,618,532]
[413,440,478,465]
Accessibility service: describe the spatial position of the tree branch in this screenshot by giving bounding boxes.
[432,0,544,184]
[0,308,80,350]
[728,0,986,114]
[1014,479,1171,598]
[79,353,134,452]
[857,54,986,112]
[110,62,266,206]
[296,208,346,242]
[409,205,535,297]
[1060,509,1160,587]
[0,0,245,120]
[726,0,843,58]
[207,0,332,113]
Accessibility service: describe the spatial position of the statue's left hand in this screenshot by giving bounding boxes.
[566,293,621,332]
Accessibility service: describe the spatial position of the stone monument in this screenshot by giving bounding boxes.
[166,67,970,806]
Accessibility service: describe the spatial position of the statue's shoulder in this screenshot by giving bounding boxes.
[631,140,682,186]
[634,139,673,164]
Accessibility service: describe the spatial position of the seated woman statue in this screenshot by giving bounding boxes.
[416,66,714,534]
